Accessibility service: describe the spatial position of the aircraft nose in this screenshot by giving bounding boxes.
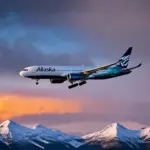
[19,71,24,76]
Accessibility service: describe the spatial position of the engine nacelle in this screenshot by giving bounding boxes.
[50,79,65,84]
[67,73,84,81]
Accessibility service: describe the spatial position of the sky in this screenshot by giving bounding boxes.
[0,0,150,135]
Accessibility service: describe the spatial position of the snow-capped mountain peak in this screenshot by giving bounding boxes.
[100,122,123,135]
[0,120,83,148]
[0,120,34,143]
[83,123,121,140]
[0,120,18,128]
[33,124,60,133]
[0,120,22,135]
[1,120,150,150]
[82,122,141,143]
[82,123,144,149]
[106,122,125,129]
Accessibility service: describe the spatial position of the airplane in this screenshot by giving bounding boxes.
[19,47,142,89]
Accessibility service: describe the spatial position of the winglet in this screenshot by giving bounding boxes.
[137,61,143,67]
[137,63,142,68]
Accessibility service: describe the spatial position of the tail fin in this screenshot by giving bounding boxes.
[117,47,133,68]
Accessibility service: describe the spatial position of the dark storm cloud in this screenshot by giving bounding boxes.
[0,0,150,69]
[0,0,84,13]
[0,0,149,59]
[0,41,93,73]
[0,0,149,77]
[1,0,150,14]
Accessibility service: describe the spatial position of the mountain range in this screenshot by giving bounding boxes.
[0,120,150,150]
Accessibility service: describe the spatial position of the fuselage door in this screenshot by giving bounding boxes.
[32,67,37,73]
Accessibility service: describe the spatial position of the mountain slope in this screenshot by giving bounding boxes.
[0,120,34,144]
[0,120,150,150]
[82,123,148,149]
[0,120,84,149]
[33,124,84,147]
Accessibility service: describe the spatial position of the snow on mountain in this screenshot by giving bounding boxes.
[1,120,150,150]
[29,140,45,150]
[0,120,34,144]
[139,127,150,139]
[33,124,84,148]
[0,135,7,145]
[0,120,84,148]
[82,123,143,149]
[83,123,140,140]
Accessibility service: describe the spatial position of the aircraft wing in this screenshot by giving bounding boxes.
[81,62,117,76]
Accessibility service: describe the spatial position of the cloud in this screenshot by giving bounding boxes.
[0,0,85,14]
[0,93,81,121]
[0,40,93,73]
[0,13,94,74]
[1,96,148,128]
[0,92,150,134]
[11,109,150,135]
[1,0,150,74]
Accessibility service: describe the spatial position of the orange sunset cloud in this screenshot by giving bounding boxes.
[0,94,82,120]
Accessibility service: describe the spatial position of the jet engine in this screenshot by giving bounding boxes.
[67,73,84,82]
[50,79,65,84]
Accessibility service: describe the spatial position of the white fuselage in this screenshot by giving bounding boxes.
[19,66,93,79]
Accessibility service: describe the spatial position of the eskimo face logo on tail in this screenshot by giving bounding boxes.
[119,55,130,68]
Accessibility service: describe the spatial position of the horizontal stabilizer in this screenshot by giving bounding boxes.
[128,62,142,70]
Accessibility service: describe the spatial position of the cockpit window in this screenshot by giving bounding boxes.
[23,69,28,71]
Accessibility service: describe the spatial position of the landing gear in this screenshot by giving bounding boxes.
[79,81,87,86]
[36,82,39,85]
[68,83,78,89]
[36,80,39,85]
